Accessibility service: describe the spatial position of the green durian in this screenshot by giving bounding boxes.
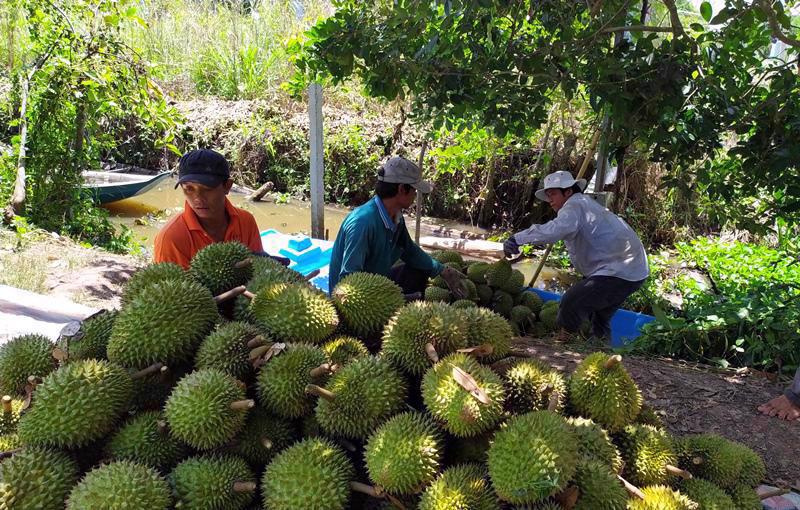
[189,241,254,295]
[627,485,699,510]
[331,272,405,337]
[0,433,20,452]
[538,301,559,331]
[233,257,304,323]
[419,463,499,510]
[485,260,512,288]
[569,353,642,432]
[567,417,623,473]
[467,262,490,284]
[0,448,79,510]
[0,333,56,396]
[105,410,189,472]
[679,478,736,510]
[171,454,257,510]
[256,343,327,418]
[65,309,118,361]
[728,485,762,510]
[321,336,370,366]
[120,261,187,307]
[431,250,464,267]
[0,396,23,435]
[501,270,525,295]
[425,286,452,303]
[510,305,534,324]
[463,306,513,362]
[451,299,478,308]
[231,406,296,467]
[676,434,753,491]
[251,282,338,343]
[573,460,628,510]
[476,284,494,306]
[503,359,567,414]
[518,291,544,314]
[619,424,678,486]
[491,290,514,318]
[67,461,172,509]
[194,321,263,381]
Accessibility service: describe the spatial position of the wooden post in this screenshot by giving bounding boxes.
[309,83,325,239]
[593,114,610,193]
[414,140,428,244]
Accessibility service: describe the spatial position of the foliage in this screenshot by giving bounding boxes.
[629,238,800,374]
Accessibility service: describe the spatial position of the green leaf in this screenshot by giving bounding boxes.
[700,1,712,22]
[690,23,705,32]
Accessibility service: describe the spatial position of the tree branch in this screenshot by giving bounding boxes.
[601,25,675,33]
[760,0,800,48]
[661,0,685,37]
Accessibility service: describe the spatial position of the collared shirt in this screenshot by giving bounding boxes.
[153,198,262,269]
[514,193,649,281]
[328,196,444,291]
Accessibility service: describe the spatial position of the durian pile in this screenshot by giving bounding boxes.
[423,251,560,337]
[0,243,768,510]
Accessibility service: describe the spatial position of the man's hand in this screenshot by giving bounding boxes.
[440,267,468,299]
[503,235,520,258]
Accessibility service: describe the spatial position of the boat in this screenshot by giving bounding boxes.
[82,170,173,204]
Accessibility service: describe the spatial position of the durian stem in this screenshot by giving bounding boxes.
[665,464,692,479]
[691,456,704,465]
[458,344,494,357]
[1,395,12,413]
[350,482,382,497]
[538,383,555,397]
[261,437,273,449]
[304,269,320,281]
[309,363,337,378]
[156,420,169,435]
[546,391,560,412]
[305,384,336,401]
[213,285,248,304]
[425,343,439,363]
[232,481,257,493]
[247,336,267,349]
[760,487,789,499]
[131,362,165,380]
[243,290,256,300]
[604,355,622,369]
[230,399,255,411]
[249,345,271,360]
[26,375,41,388]
[0,448,21,460]
[234,258,252,269]
[618,475,645,500]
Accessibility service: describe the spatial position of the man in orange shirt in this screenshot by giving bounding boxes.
[154,149,263,268]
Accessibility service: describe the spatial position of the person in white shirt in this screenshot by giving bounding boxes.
[504,170,649,341]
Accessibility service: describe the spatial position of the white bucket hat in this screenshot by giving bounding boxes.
[535,170,587,201]
[378,156,433,194]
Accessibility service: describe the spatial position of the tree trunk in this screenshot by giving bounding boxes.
[4,72,30,223]
[611,145,628,213]
[477,155,497,228]
[4,1,16,70]
[73,91,87,155]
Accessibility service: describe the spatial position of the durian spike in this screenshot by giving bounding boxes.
[665,464,692,479]
[232,481,257,493]
[759,488,790,499]
[555,485,579,510]
[1,395,12,413]
[131,362,165,380]
[309,363,338,378]
[305,384,336,402]
[0,448,21,460]
[230,399,255,411]
[261,437,273,449]
[604,355,622,369]
[424,343,439,363]
[213,285,248,304]
[249,344,272,360]
[451,366,491,405]
[247,335,267,349]
[617,475,645,500]
[234,258,252,269]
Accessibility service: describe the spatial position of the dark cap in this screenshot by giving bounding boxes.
[175,149,231,189]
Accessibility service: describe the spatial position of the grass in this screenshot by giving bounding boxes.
[0,250,48,294]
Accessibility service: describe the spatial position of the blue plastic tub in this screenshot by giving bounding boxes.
[527,288,655,347]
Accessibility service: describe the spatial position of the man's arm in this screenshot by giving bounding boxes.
[513,205,581,246]
[399,226,444,276]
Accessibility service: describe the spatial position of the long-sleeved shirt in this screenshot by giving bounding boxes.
[514,193,649,281]
[786,366,800,407]
[328,196,444,291]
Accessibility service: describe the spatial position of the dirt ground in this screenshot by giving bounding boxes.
[510,337,799,488]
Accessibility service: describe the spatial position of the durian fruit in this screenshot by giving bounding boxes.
[538,301,559,331]
[418,463,499,510]
[491,290,514,318]
[635,404,665,428]
[676,434,756,491]
[452,299,477,309]
[231,406,296,467]
[164,369,252,450]
[0,448,79,510]
[679,478,735,510]
[364,412,443,495]
[485,260,512,287]
[462,279,479,301]
[518,291,544,314]
[311,356,407,439]
[381,301,468,376]
[189,241,254,295]
[431,274,448,289]
[728,485,762,510]
[262,438,354,510]
[120,261,187,307]
[572,460,628,510]
[476,285,494,306]
[569,353,642,432]
[500,269,525,295]
[503,359,566,414]
[510,305,534,325]
[467,262,490,284]
[105,410,189,472]
[251,282,339,344]
[567,417,623,473]
[322,336,370,366]
[431,250,464,267]
[108,279,218,369]
[627,485,699,510]
[463,307,513,363]
[67,461,172,509]
[331,272,405,337]
[422,353,505,437]
[233,257,304,324]
[619,424,678,486]
[0,333,56,396]
[18,359,133,448]
[0,396,23,435]
[195,321,263,381]
[729,441,766,488]
[65,309,118,361]
[425,286,452,303]
[256,343,327,418]
[0,433,20,451]
[171,454,257,510]
[487,410,578,504]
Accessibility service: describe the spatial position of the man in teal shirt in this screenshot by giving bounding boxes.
[329,156,465,299]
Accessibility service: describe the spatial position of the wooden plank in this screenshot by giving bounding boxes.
[419,236,504,259]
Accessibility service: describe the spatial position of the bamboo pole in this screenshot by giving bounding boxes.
[414,140,429,244]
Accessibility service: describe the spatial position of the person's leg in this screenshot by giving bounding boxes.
[758,366,800,421]
[588,278,645,339]
[389,263,429,295]
[558,276,644,339]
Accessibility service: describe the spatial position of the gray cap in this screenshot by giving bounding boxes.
[378,156,433,194]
